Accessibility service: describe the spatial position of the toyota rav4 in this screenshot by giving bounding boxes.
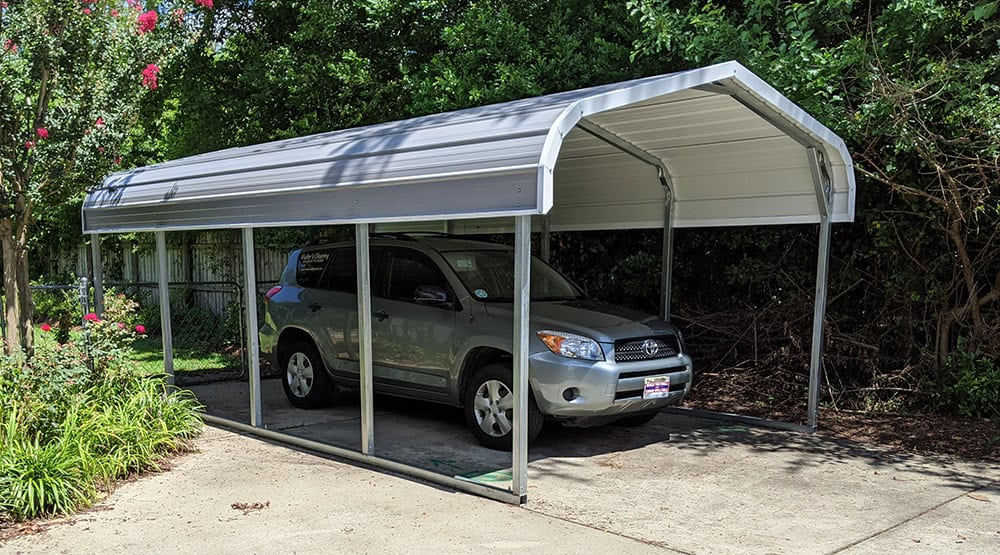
[259,233,693,450]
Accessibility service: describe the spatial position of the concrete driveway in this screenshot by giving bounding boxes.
[3,378,997,554]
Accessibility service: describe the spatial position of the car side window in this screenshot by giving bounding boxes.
[384,248,449,303]
[322,247,358,293]
[296,249,333,289]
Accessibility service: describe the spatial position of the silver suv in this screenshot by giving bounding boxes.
[260,233,693,450]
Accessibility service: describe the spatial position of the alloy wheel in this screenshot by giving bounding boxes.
[473,379,514,437]
[286,352,315,398]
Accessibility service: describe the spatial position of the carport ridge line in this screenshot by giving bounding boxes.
[520,505,694,554]
[826,480,999,554]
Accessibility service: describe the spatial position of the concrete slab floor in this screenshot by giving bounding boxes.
[0,427,668,555]
[184,378,1000,554]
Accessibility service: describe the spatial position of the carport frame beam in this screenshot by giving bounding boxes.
[512,215,531,501]
[154,231,175,386]
[90,234,105,315]
[356,223,376,455]
[807,148,834,431]
[242,227,263,427]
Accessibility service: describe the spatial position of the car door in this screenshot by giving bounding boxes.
[309,246,361,378]
[292,248,342,366]
[371,247,457,395]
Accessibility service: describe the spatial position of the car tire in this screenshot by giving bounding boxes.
[615,410,660,427]
[464,363,544,451]
[280,340,334,409]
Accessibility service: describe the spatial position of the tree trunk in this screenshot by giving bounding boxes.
[1,219,23,355]
[0,211,35,357]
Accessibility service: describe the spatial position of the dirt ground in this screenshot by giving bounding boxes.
[686,397,1000,462]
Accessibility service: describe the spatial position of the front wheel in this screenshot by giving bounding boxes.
[280,340,334,409]
[463,363,544,451]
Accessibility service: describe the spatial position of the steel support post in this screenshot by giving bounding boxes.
[540,215,551,263]
[355,223,375,455]
[242,228,263,428]
[512,215,530,502]
[90,234,105,315]
[806,146,833,432]
[154,231,174,386]
[807,215,832,431]
[660,195,675,321]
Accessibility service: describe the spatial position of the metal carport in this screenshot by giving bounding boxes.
[82,61,855,504]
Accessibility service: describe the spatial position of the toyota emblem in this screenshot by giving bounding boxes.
[641,339,660,357]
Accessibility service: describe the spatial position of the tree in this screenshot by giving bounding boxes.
[0,0,206,355]
[627,0,1000,403]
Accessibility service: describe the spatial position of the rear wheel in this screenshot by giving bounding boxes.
[280,340,334,409]
[464,363,543,451]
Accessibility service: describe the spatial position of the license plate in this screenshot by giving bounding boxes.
[642,376,670,399]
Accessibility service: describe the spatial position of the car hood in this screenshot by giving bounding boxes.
[483,299,673,343]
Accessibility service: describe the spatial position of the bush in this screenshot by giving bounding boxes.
[938,340,1000,418]
[0,435,92,520]
[31,283,79,344]
[0,294,203,522]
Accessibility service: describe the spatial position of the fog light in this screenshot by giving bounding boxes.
[562,388,579,401]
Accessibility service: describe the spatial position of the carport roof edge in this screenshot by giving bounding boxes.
[82,61,856,234]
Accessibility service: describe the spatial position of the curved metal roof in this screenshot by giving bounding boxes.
[82,61,855,233]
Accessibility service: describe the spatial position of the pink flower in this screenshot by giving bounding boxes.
[137,10,158,34]
[141,63,160,89]
[84,312,100,322]
[36,127,48,139]
[135,324,146,334]
[3,39,15,52]
[114,156,122,165]
[127,0,142,10]
[194,0,213,8]
[24,140,34,150]
[95,116,105,128]
[172,8,185,22]
[98,146,105,154]
[40,323,52,332]
[82,7,91,14]
[1,3,8,9]
[111,9,119,17]
[117,322,126,329]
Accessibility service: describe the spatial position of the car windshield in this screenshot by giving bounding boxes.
[441,249,584,302]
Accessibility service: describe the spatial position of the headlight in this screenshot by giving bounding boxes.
[536,330,604,361]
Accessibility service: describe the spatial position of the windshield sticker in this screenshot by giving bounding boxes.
[474,289,489,299]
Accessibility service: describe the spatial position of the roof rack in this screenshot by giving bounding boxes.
[370,231,461,241]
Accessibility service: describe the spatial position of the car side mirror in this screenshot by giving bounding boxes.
[414,285,451,307]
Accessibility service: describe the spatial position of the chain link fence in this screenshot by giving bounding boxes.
[28,279,258,385]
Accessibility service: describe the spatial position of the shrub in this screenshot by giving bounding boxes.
[0,435,93,520]
[31,283,79,344]
[0,293,203,522]
[939,340,1000,418]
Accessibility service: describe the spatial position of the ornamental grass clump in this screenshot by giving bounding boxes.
[0,294,203,521]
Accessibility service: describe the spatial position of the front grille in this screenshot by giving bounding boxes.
[614,336,680,363]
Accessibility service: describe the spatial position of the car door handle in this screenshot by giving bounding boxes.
[375,310,389,322]
[309,303,322,312]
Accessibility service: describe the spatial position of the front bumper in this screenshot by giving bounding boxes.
[529,349,693,419]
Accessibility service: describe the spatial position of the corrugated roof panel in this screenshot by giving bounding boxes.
[83,61,855,233]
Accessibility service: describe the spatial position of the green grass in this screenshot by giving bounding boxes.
[34,324,241,373]
[132,337,241,373]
